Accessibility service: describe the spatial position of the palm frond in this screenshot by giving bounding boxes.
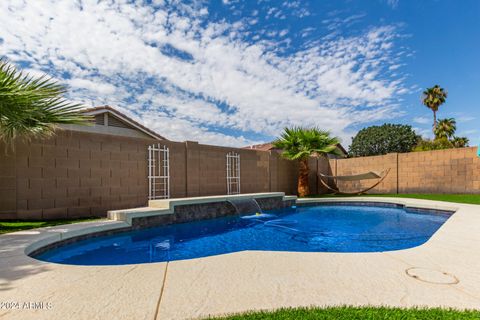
[274,126,341,161]
[434,118,456,139]
[0,59,91,143]
[421,84,447,111]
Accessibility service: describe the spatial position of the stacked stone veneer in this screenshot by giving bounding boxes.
[326,147,480,194]
[130,196,295,228]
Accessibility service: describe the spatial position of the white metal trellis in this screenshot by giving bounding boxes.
[148,144,170,200]
[226,151,240,195]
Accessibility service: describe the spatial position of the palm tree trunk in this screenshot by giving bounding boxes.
[433,110,437,135]
[297,158,310,197]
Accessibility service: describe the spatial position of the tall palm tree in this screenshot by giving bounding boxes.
[0,59,90,144]
[273,127,341,197]
[434,118,456,140]
[421,85,447,133]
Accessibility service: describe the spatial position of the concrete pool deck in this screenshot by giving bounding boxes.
[0,197,479,319]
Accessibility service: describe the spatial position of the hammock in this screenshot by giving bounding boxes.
[319,168,391,195]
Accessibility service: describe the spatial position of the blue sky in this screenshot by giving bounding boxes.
[1,0,479,147]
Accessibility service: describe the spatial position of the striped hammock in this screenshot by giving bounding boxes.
[318,171,386,181]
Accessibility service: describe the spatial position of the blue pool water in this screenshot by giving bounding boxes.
[35,204,451,265]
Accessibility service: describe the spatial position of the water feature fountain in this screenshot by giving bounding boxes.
[227,198,263,215]
[227,198,278,220]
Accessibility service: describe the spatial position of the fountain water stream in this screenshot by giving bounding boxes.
[227,198,263,215]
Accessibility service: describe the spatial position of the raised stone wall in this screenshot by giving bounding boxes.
[130,196,293,228]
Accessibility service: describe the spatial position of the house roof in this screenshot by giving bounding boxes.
[81,106,167,140]
[243,142,280,151]
[243,142,348,157]
[335,143,348,156]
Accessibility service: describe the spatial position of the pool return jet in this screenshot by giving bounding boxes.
[318,168,391,195]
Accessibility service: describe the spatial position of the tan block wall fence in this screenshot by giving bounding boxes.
[1,130,478,220]
[0,130,299,220]
[327,147,480,194]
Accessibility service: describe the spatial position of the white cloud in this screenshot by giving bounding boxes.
[457,116,475,123]
[68,79,117,95]
[385,0,399,9]
[413,116,431,125]
[412,127,433,139]
[0,1,409,147]
[458,129,478,136]
[279,29,289,37]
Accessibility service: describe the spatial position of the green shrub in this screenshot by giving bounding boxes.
[413,136,469,152]
[413,138,453,152]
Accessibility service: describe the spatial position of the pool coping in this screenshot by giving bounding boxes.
[1,196,480,319]
[24,195,457,258]
[28,197,456,260]
[296,197,458,215]
[297,196,460,211]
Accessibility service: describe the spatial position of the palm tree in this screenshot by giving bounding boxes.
[273,127,341,197]
[421,85,447,133]
[0,59,90,144]
[451,136,469,148]
[434,118,456,140]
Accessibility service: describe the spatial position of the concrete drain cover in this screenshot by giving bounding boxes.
[406,267,459,285]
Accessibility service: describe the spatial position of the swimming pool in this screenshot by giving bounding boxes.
[34,204,452,265]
